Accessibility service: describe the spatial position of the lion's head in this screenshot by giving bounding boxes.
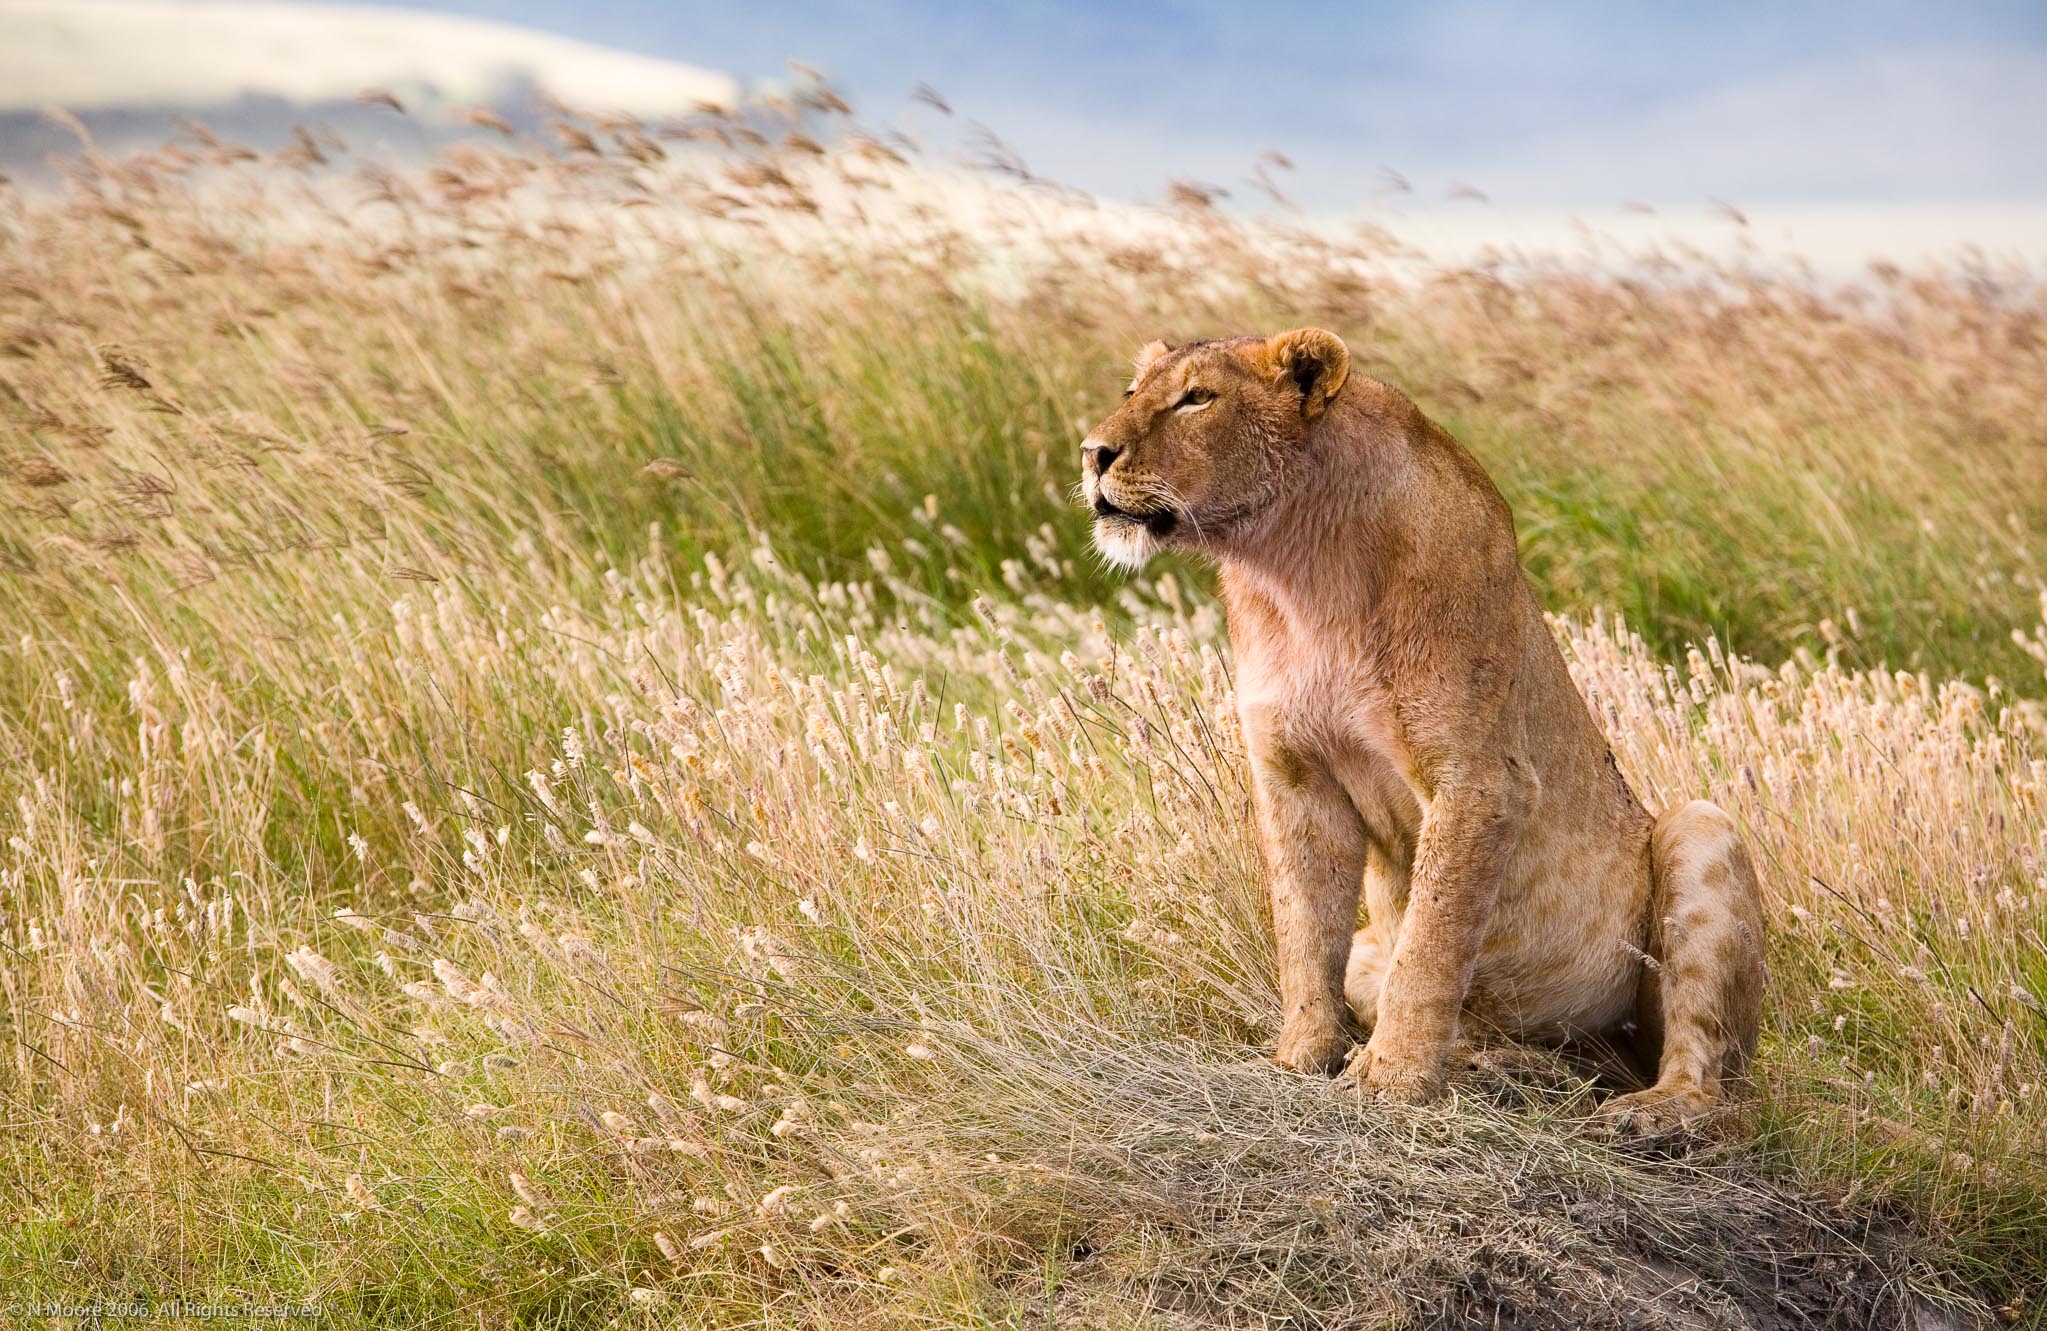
[1079,328,1350,570]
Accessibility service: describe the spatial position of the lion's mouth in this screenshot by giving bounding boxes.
[1093,494,1179,537]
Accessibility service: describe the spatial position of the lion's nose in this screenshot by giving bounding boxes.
[1083,441,1121,474]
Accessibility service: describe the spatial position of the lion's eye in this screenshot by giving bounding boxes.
[1174,387,1215,410]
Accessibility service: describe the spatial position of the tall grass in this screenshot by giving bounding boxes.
[2,85,2045,1326]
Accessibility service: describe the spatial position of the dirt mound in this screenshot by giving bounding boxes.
[869,1042,1991,1330]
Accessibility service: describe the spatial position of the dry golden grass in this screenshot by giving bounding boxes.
[1,83,2045,1328]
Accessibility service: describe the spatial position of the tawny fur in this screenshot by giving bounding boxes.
[1080,329,1766,1131]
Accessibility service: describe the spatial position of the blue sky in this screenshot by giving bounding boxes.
[287,0,2047,209]
[5,0,2043,215]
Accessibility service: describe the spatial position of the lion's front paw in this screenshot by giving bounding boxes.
[1340,1032,1447,1104]
[1272,1018,1353,1077]
[1596,1084,1715,1139]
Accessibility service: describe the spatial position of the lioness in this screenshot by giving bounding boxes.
[1081,329,1765,1132]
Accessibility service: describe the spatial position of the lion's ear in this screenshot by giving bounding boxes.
[1132,339,1172,376]
[1265,328,1350,419]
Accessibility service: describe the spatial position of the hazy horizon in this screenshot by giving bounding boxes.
[4,0,2045,267]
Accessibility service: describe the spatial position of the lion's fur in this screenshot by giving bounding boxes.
[1081,330,1766,1129]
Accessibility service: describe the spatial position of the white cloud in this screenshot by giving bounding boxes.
[0,0,738,117]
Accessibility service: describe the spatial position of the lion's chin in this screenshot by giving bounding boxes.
[1091,517,1161,572]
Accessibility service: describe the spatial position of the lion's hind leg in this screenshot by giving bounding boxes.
[1601,800,1766,1136]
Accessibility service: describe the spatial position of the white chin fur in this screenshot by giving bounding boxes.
[1092,520,1157,572]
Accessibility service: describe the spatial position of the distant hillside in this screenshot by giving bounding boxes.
[0,0,736,179]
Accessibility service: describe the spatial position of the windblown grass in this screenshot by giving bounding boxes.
[2,82,2045,1327]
